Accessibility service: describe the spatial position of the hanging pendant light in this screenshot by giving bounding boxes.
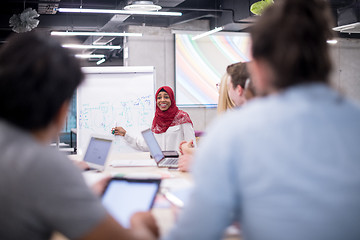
[124,1,162,11]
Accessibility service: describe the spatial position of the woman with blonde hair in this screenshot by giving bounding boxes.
[218,61,254,114]
[179,62,254,171]
[217,73,235,114]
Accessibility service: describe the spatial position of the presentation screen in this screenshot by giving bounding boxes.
[175,32,251,106]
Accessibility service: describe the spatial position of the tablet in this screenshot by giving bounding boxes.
[83,136,112,171]
[101,178,161,228]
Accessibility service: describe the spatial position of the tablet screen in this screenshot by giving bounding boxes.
[101,178,160,228]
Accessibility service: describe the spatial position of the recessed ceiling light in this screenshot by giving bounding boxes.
[327,39,338,45]
[96,58,106,65]
[75,54,106,59]
[333,22,360,32]
[58,8,182,16]
[62,44,121,49]
[51,31,142,37]
[192,27,224,41]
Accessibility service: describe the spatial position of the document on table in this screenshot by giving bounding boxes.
[110,159,157,167]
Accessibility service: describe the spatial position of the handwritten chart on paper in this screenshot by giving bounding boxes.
[77,67,155,154]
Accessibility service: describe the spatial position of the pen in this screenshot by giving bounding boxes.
[161,188,184,208]
[112,121,117,134]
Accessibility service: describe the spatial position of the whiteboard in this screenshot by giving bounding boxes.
[77,66,155,155]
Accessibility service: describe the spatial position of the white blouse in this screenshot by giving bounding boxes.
[123,123,196,152]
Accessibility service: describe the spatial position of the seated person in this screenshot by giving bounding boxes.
[226,61,254,107]
[244,78,256,100]
[217,71,235,114]
[218,61,255,113]
[0,31,158,240]
[178,62,255,172]
[112,86,196,152]
[162,0,360,239]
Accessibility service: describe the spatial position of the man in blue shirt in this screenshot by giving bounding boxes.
[163,0,360,239]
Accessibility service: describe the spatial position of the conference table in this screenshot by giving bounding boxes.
[52,152,241,240]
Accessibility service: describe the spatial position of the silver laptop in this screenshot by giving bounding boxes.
[83,136,112,171]
[141,129,178,168]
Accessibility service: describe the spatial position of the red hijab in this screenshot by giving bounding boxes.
[152,86,193,134]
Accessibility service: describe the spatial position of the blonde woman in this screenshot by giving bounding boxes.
[217,73,235,114]
[179,62,254,172]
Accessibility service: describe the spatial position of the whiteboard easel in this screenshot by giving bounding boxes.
[77,66,156,155]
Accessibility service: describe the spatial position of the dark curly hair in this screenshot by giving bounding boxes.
[0,31,84,130]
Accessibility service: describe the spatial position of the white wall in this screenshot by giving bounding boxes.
[179,107,218,132]
[330,38,360,103]
[124,26,175,88]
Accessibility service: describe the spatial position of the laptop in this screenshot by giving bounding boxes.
[110,129,178,168]
[83,136,113,171]
[141,128,179,168]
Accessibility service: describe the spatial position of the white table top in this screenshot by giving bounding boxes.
[66,152,241,239]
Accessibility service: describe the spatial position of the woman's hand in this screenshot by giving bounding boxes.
[111,126,126,136]
[179,141,187,155]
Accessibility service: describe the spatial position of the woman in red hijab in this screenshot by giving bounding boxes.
[112,86,196,152]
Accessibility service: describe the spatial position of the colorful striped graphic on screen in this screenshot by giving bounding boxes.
[175,33,251,105]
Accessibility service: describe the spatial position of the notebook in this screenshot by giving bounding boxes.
[111,158,157,167]
[83,136,112,171]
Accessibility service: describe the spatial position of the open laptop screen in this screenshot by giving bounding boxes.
[83,137,112,167]
[141,129,164,163]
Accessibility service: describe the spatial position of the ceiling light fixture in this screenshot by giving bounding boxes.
[192,27,224,41]
[52,31,142,37]
[333,22,360,32]
[327,39,338,45]
[62,44,121,49]
[124,1,162,11]
[75,54,106,59]
[96,58,106,65]
[57,8,182,16]
[92,37,115,45]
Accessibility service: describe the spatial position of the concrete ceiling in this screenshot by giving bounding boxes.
[0,0,358,60]
[1,0,356,37]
